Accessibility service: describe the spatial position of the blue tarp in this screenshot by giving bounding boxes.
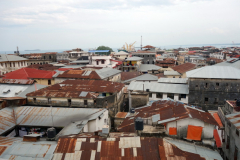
[88,50,109,53]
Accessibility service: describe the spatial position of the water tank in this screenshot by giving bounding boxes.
[130,108,135,113]
[135,117,143,131]
[236,99,240,107]
[47,127,56,139]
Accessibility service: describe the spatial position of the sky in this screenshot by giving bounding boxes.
[0,0,240,51]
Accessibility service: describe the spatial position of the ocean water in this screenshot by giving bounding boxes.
[0,43,239,54]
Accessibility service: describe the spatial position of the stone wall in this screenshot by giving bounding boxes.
[188,78,240,110]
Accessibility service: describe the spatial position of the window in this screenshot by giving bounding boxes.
[222,130,225,142]
[94,100,96,104]
[48,98,51,104]
[156,93,163,98]
[49,56,51,59]
[33,98,36,103]
[205,83,208,88]
[226,83,228,86]
[214,98,218,104]
[173,76,175,78]
[149,93,152,98]
[167,93,174,99]
[13,63,15,67]
[68,99,71,106]
[96,61,99,65]
[43,56,46,59]
[226,135,230,149]
[216,83,219,86]
[10,63,12,67]
[101,60,104,64]
[84,100,88,105]
[48,80,51,85]
[196,85,198,87]
[236,129,239,136]
[234,146,238,160]
[179,94,186,100]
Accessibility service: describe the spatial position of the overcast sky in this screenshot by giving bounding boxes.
[0,0,239,51]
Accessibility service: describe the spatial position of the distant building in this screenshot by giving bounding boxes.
[131,51,156,64]
[112,51,129,60]
[122,57,143,72]
[56,50,70,61]
[21,52,57,65]
[54,67,122,84]
[0,54,28,75]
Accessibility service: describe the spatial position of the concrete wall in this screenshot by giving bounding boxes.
[188,78,240,110]
[131,93,149,108]
[132,54,156,64]
[223,120,240,160]
[149,93,188,104]
[166,118,215,139]
[34,78,55,86]
[0,61,28,75]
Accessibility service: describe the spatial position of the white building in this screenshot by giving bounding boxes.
[128,78,189,104]
[209,52,226,60]
[87,56,120,68]
[0,54,28,75]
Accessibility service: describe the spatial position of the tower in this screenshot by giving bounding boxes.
[14,46,20,56]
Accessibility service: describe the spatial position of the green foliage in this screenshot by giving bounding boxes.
[96,46,113,55]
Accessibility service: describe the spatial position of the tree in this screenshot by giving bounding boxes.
[96,46,113,55]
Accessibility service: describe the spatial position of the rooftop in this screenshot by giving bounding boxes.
[158,78,188,84]
[226,112,240,131]
[53,135,222,160]
[125,57,143,61]
[121,72,140,81]
[3,68,56,79]
[124,74,158,83]
[26,79,125,98]
[0,54,28,62]
[164,71,181,76]
[186,66,240,79]
[139,64,161,72]
[54,67,121,80]
[171,63,196,74]
[118,100,217,132]
[215,58,240,69]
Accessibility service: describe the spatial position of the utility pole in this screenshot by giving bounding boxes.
[141,36,142,51]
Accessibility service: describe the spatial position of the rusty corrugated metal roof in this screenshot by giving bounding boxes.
[117,100,218,132]
[53,136,222,160]
[0,79,35,84]
[26,79,125,98]
[0,137,22,146]
[171,63,196,74]
[115,112,128,118]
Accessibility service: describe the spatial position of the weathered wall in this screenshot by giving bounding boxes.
[188,78,240,110]
[222,120,240,160]
[34,78,55,86]
[131,93,149,108]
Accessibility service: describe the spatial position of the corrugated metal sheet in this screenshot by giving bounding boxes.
[158,78,188,84]
[0,106,107,136]
[166,139,222,160]
[139,64,161,72]
[0,54,27,62]
[164,71,181,76]
[171,63,196,74]
[226,112,240,130]
[215,58,240,69]
[53,136,222,160]
[0,79,34,85]
[95,68,121,79]
[121,72,140,81]
[0,141,57,160]
[128,81,189,94]
[0,137,22,146]
[125,57,143,61]
[186,66,240,79]
[124,74,158,83]
[115,112,128,118]
[27,80,125,98]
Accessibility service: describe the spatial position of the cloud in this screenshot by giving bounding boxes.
[0,0,239,50]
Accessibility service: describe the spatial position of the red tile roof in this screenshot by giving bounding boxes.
[115,112,128,118]
[2,68,56,79]
[56,69,102,80]
[171,63,196,74]
[143,45,155,48]
[214,129,221,148]
[27,64,58,71]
